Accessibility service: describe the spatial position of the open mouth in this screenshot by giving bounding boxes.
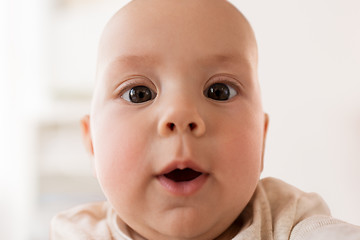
[164,168,203,182]
[157,162,209,195]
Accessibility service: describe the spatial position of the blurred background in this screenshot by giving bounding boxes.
[0,0,359,239]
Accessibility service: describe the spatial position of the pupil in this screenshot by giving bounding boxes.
[207,83,230,101]
[129,86,152,103]
[215,89,221,97]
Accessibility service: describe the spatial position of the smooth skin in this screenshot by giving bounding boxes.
[81,0,269,239]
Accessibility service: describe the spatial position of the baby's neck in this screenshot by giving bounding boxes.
[127,218,242,240]
[214,217,243,240]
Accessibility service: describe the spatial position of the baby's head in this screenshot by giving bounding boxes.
[81,0,268,239]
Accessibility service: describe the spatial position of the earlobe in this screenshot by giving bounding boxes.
[261,113,269,172]
[81,115,94,156]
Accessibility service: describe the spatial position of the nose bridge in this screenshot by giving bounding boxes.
[157,88,206,137]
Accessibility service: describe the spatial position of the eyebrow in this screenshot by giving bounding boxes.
[202,53,248,65]
[110,54,161,67]
[109,52,248,67]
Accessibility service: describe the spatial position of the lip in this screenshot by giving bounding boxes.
[158,159,207,175]
[157,173,208,196]
[156,160,209,196]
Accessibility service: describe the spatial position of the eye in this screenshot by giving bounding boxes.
[204,83,237,101]
[122,85,157,103]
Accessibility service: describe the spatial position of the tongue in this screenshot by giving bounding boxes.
[164,168,202,182]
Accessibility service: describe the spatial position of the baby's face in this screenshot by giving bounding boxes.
[83,0,268,239]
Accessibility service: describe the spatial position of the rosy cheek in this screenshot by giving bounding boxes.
[219,126,262,173]
[93,116,142,188]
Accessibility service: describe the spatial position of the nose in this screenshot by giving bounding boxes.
[157,105,206,137]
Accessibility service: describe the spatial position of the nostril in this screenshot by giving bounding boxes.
[189,122,197,131]
[167,123,175,131]
[162,121,202,135]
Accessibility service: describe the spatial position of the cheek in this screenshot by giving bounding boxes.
[219,130,262,179]
[213,112,264,189]
[92,107,152,200]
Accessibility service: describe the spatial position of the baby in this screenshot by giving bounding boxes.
[51,0,360,239]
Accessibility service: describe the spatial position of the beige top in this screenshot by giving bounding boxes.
[50,177,360,240]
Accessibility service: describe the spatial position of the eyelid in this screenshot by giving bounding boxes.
[205,74,243,93]
[116,76,157,98]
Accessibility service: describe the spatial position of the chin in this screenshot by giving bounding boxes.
[145,228,218,240]
[144,210,228,240]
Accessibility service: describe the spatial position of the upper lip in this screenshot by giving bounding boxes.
[157,159,207,176]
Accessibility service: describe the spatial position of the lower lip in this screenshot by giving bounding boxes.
[157,174,209,196]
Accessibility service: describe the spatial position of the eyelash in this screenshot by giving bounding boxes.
[117,78,156,96]
[209,73,241,85]
[205,76,241,91]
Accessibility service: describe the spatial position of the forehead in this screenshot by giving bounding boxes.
[98,0,256,66]
[94,1,258,91]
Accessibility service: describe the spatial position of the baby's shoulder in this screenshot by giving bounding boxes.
[253,178,360,240]
[50,201,114,240]
[290,215,360,240]
[54,201,110,220]
[241,178,327,236]
[259,177,330,217]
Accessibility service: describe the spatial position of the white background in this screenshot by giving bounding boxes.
[0,0,359,239]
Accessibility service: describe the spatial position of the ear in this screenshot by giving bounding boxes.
[81,115,94,156]
[260,113,269,172]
